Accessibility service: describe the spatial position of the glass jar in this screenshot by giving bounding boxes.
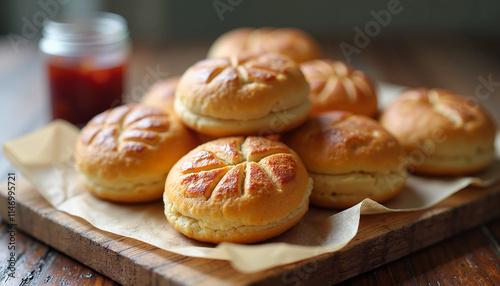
[39,12,130,127]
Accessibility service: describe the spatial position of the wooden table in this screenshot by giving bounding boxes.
[1,35,500,285]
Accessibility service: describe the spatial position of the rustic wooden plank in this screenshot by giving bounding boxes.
[40,254,120,286]
[1,178,500,286]
[340,221,500,285]
[0,222,120,285]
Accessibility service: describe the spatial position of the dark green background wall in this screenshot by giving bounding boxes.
[1,0,499,42]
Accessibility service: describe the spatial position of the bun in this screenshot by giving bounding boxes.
[380,88,496,175]
[300,59,378,117]
[164,136,312,243]
[207,27,323,63]
[174,53,312,137]
[141,76,180,112]
[75,104,199,203]
[282,111,406,209]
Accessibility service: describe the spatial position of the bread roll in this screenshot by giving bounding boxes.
[174,53,312,137]
[380,88,496,175]
[283,111,407,209]
[164,136,312,243]
[141,76,180,112]
[300,59,378,117]
[75,104,199,203]
[207,27,323,63]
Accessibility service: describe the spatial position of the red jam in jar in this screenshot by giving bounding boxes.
[40,12,130,127]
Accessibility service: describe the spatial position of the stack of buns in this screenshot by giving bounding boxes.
[74,27,497,244]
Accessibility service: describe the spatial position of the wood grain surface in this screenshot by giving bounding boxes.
[1,35,500,285]
[339,223,500,285]
[0,224,119,286]
[1,177,499,285]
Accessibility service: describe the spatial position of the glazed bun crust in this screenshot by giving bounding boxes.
[283,111,407,209]
[174,53,311,137]
[380,88,496,175]
[75,104,199,203]
[284,112,405,174]
[300,59,378,117]
[141,76,180,112]
[164,136,312,244]
[207,27,323,63]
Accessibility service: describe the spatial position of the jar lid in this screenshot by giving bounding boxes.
[40,12,130,56]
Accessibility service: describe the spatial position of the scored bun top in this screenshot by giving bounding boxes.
[380,88,496,157]
[141,76,180,112]
[75,104,198,180]
[164,136,310,226]
[300,59,378,117]
[282,111,405,174]
[207,27,323,63]
[175,53,310,120]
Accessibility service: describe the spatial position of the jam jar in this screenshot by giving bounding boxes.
[39,12,130,126]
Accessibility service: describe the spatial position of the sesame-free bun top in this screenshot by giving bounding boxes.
[282,111,407,209]
[75,104,199,203]
[164,136,312,244]
[141,76,180,112]
[174,53,311,137]
[300,59,378,117]
[380,88,496,175]
[207,27,323,63]
[283,111,405,175]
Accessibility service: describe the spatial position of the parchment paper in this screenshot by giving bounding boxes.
[3,83,500,273]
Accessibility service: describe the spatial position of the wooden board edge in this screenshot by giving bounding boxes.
[0,185,179,286]
[260,186,500,285]
[1,182,500,285]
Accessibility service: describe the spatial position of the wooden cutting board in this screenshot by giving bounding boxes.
[1,177,499,286]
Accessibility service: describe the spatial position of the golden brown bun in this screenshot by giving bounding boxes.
[300,59,378,117]
[282,111,406,209]
[207,27,323,63]
[75,104,200,203]
[207,27,254,58]
[380,88,496,175]
[164,136,312,244]
[139,76,219,145]
[141,76,180,112]
[174,53,312,137]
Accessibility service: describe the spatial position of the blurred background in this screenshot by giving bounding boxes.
[2,0,500,42]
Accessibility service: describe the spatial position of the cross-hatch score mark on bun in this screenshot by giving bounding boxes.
[300,59,378,117]
[282,111,406,209]
[75,104,199,203]
[79,104,170,154]
[164,136,312,244]
[174,53,311,137]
